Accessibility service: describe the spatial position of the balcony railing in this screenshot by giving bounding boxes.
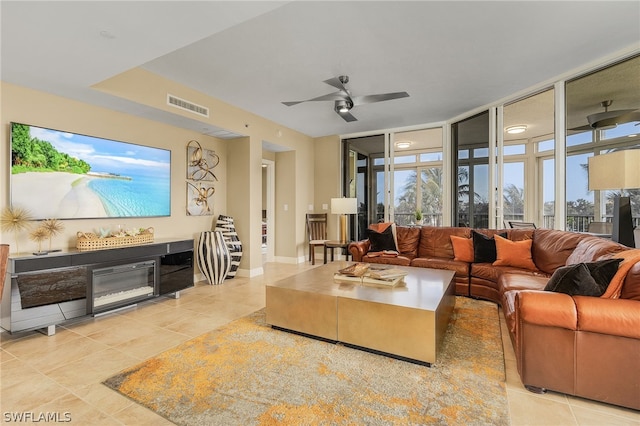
[366,212,639,233]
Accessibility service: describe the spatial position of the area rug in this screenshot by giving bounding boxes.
[103,296,507,425]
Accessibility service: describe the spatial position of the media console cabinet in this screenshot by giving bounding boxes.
[1,238,194,335]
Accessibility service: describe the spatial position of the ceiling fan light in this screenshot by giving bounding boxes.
[335,99,353,114]
[506,125,527,134]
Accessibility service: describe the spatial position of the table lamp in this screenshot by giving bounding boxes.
[331,198,358,243]
[588,149,640,247]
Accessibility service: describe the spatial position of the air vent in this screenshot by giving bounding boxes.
[167,94,209,117]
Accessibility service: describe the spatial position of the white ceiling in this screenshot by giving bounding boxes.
[2,1,639,139]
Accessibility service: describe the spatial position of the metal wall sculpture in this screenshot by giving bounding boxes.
[186,140,219,216]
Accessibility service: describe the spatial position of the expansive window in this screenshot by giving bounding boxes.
[342,128,443,236]
[502,161,525,221]
[565,55,640,231]
[540,156,555,228]
[341,55,638,235]
[390,128,444,226]
[453,112,490,228]
[503,88,555,228]
[392,164,444,226]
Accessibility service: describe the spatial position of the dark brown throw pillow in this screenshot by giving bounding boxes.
[472,231,507,263]
[544,259,623,297]
[367,226,398,253]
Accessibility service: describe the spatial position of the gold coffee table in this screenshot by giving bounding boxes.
[265,262,455,365]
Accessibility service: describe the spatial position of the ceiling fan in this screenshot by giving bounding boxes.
[572,100,640,131]
[282,75,409,122]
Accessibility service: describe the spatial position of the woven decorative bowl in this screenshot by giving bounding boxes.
[76,227,154,250]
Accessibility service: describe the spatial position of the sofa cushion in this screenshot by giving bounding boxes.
[506,228,534,242]
[450,236,474,262]
[367,225,398,254]
[394,226,421,259]
[493,235,537,270]
[602,249,640,299]
[499,273,549,294]
[362,254,411,266]
[498,275,553,337]
[565,236,627,264]
[472,263,543,283]
[418,226,471,259]
[532,229,585,274]
[472,231,506,263]
[410,257,470,278]
[544,259,622,297]
[621,261,640,300]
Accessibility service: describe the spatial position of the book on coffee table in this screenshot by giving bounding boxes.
[333,272,405,287]
[362,275,405,287]
[367,268,408,280]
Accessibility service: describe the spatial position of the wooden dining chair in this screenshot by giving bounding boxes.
[507,220,537,229]
[306,213,328,265]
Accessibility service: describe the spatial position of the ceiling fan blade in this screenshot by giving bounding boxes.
[282,91,348,107]
[352,91,409,106]
[589,110,640,128]
[336,110,357,122]
[568,124,594,132]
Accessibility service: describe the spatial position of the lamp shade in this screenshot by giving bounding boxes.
[588,149,640,191]
[331,198,358,214]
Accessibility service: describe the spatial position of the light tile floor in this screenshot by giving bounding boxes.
[1,262,638,425]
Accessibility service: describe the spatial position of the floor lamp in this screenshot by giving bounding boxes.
[331,198,358,244]
[588,149,640,247]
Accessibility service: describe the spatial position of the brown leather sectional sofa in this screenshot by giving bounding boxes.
[348,226,640,410]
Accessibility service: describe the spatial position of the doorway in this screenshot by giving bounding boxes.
[262,159,275,263]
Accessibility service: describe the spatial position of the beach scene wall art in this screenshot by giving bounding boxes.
[10,122,171,220]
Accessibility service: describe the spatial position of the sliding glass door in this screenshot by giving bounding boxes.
[452,111,490,228]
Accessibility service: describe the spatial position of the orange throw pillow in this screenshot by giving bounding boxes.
[451,236,474,262]
[493,235,537,270]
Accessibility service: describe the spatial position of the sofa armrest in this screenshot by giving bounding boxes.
[348,240,370,262]
[573,296,640,339]
[516,290,577,330]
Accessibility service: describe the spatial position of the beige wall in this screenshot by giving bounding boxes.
[95,68,317,268]
[226,136,265,275]
[1,70,324,272]
[274,151,297,260]
[313,135,342,240]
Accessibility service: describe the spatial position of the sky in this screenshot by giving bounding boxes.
[26,124,170,176]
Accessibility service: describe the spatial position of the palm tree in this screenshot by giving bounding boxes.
[503,184,525,219]
[421,168,443,222]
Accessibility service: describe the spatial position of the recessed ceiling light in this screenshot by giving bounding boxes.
[395,141,412,149]
[506,125,527,134]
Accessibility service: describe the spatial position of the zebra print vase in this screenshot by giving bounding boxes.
[197,231,231,285]
[214,215,242,279]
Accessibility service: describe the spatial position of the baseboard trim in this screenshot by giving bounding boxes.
[235,267,263,278]
[274,256,303,264]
